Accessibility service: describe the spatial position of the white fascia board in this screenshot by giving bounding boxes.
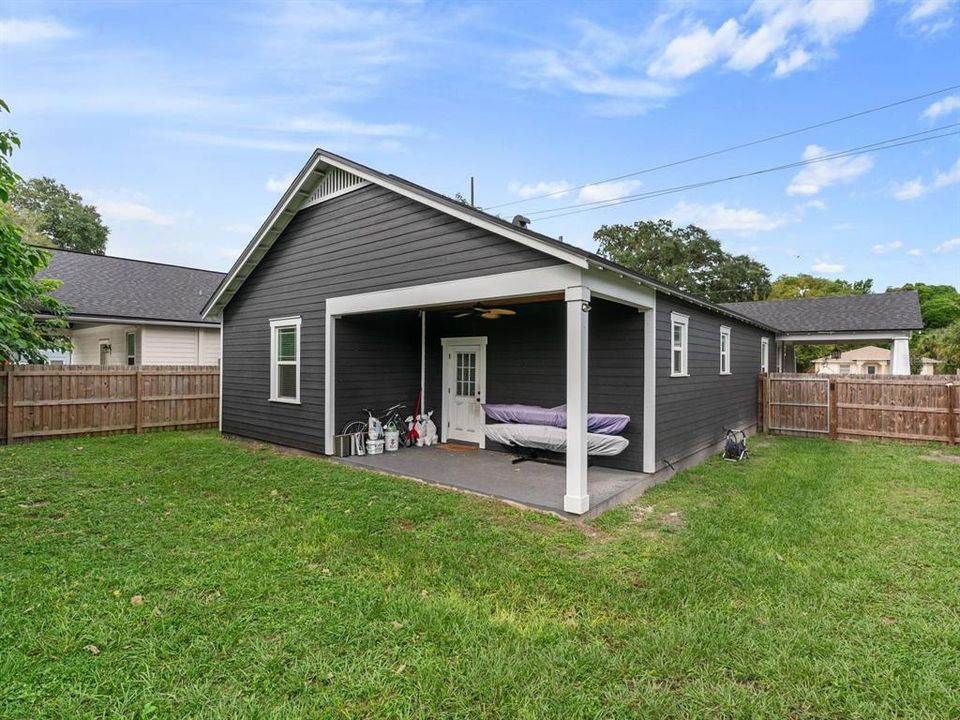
[326,265,583,316]
[318,153,589,270]
[778,331,913,343]
[582,266,655,309]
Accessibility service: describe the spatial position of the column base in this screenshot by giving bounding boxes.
[564,494,590,515]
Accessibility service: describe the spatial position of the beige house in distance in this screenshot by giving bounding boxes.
[812,345,891,375]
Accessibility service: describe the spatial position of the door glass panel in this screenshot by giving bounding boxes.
[456,351,476,397]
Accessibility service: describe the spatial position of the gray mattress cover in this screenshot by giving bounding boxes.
[484,423,629,456]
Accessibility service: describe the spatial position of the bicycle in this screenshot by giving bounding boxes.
[341,402,413,451]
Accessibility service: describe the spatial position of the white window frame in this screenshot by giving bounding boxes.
[670,312,689,377]
[719,326,731,375]
[125,330,137,366]
[760,337,769,373]
[269,316,302,404]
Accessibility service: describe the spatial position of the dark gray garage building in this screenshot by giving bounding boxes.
[203,149,797,515]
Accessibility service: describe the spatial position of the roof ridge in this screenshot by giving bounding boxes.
[34,245,225,276]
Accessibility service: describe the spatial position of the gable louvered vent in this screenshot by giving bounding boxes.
[303,167,368,208]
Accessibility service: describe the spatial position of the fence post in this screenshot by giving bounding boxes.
[948,383,956,446]
[6,367,14,445]
[757,373,765,433]
[136,369,143,434]
[828,378,838,440]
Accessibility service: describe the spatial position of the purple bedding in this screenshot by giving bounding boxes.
[482,403,630,436]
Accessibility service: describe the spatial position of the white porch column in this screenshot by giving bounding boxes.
[564,286,590,515]
[642,306,656,474]
[324,313,336,454]
[890,336,911,375]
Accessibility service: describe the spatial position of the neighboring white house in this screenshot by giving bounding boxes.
[811,345,891,375]
[38,248,223,366]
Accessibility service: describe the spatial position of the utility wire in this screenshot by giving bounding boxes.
[527,126,959,222]
[485,83,960,211]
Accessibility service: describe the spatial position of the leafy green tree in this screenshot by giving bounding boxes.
[10,176,109,254]
[912,319,960,373]
[594,219,771,302]
[0,101,72,364]
[768,274,873,299]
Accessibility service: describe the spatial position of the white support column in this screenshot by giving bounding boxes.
[324,313,336,454]
[890,336,911,375]
[420,310,426,411]
[642,304,657,473]
[565,285,590,515]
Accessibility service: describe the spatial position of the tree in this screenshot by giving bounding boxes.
[912,319,960,373]
[10,176,109,254]
[0,100,72,364]
[768,274,873,299]
[594,219,771,303]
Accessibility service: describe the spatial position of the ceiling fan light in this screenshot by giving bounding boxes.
[486,308,516,316]
[480,312,502,320]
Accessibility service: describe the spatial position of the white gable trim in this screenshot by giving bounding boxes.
[202,151,588,319]
[302,166,368,209]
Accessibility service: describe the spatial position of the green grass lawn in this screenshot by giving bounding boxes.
[1,432,958,719]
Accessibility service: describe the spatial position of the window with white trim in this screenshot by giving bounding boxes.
[269,316,301,403]
[125,331,137,366]
[760,337,769,373]
[670,313,689,377]
[719,326,731,375]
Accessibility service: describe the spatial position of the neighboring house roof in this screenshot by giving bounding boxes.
[201,148,777,332]
[813,345,891,363]
[722,292,923,334]
[38,248,225,325]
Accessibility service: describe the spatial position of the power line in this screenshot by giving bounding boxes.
[526,126,959,222]
[485,83,960,211]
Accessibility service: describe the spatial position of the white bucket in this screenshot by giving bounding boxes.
[365,438,385,455]
[384,430,400,452]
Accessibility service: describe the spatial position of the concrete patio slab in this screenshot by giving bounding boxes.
[339,443,654,518]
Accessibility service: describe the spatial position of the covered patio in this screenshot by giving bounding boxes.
[340,443,654,518]
[324,264,657,515]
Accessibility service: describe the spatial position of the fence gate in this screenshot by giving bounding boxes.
[764,374,830,436]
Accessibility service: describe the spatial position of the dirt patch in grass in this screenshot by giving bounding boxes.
[919,453,960,464]
[660,510,684,528]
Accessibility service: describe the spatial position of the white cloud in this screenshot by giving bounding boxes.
[265,174,295,193]
[799,199,827,211]
[218,247,243,260]
[0,19,76,45]
[921,95,960,120]
[507,180,572,199]
[648,0,872,81]
[892,178,926,200]
[903,0,956,34]
[223,224,258,235]
[786,144,873,195]
[279,114,416,138]
[871,241,903,254]
[812,257,844,274]
[933,157,960,188]
[648,19,741,79]
[577,180,643,204]
[96,199,176,226]
[935,237,960,253]
[907,248,923,256]
[891,157,960,199]
[671,201,789,232]
[773,47,812,77]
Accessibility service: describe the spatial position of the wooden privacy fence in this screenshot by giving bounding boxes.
[758,372,959,445]
[0,365,219,444]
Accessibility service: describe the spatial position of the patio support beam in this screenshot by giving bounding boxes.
[324,313,336,455]
[642,304,656,473]
[890,336,911,375]
[564,285,590,515]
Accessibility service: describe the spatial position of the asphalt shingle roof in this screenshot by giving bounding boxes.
[38,248,224,325]
[722,291,923,334]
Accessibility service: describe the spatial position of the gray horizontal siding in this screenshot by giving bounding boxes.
[656,293,773,469]
[221,183,561,452]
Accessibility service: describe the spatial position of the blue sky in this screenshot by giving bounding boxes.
[1,0,958,290]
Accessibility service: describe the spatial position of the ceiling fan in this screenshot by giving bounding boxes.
[451,304,517,320]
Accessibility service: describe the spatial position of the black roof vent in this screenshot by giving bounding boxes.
[512,214,531,228]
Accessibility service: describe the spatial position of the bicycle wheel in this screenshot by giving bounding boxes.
[341,420,367,436]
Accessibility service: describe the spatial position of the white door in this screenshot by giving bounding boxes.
[442,338,487,446]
